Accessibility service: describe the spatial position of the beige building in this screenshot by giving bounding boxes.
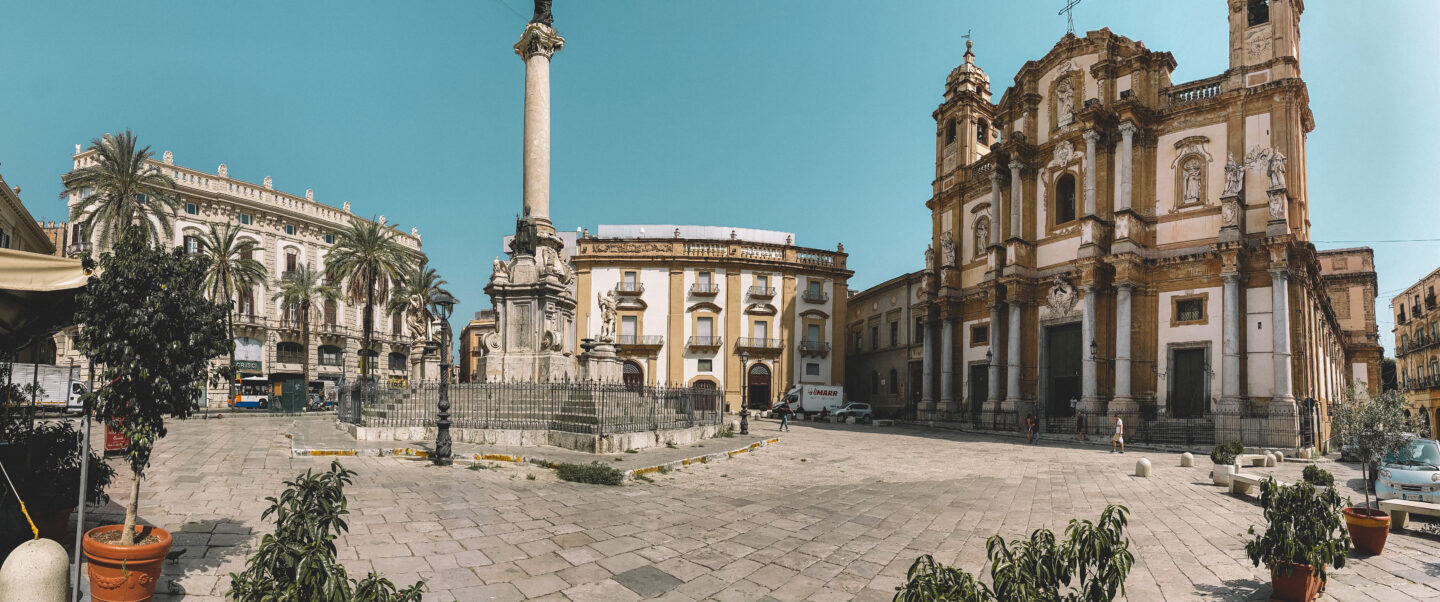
[1316,248,1382,394]
[915,1,1366,449]
[0,174,55,256]
[458,309,497,384]
[485,225,852,411]
[1394,266,1440,438]
[59,147,432,406]
[844,271,925,418]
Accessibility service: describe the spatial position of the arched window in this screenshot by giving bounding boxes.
[623,360,644,390]
[870,371,879,395]
[1248,0,1269,26]
[318,345,342,366]
[388,352,407,371]
[976,120,989,144]
[1056,173,1078,224]
[888,369,899,395]
[944,119,957,145]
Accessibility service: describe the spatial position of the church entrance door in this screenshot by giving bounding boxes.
[1170,348,1207,418]
[1045,323,1081,417]
[968,364,987,418]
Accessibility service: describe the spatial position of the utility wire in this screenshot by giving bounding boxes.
[1312,238,1440,243]
[491,0,528,22]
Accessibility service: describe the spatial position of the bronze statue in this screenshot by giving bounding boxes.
[531,0,553,26]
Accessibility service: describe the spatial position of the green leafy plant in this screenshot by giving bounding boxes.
[1330,388,1415,509]
[228,461,424,601]
[1210,440,1244,465]
[716,425,735,438]
[1302,464,1335,488]
[76,224,232,545]
[1244,478,1349,579]
[554,462,624,486]
[895,505,1134,601]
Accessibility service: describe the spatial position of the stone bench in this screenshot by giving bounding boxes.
[1237,454,1273,467]
[1378,499,1440,530]
[873,419,894,427]
[1229,472,1267,496]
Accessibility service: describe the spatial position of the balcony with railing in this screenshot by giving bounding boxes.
[317,322,347,336]
[65,242,92,257]
[687,336,723,350]
[277,318,302,331]
[233,313,266,327]
[735,337,784,352]
[801,289,829,304]
[690,283,720,296]
[748,286,776,299]
[615,334,664,351]
[615,282,645,295]
[798,340,830,357]
[1166,74,1225,108]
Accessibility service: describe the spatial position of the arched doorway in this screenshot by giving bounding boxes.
[747,363,772,410]
[693,379,719,416]
[622,360,644,390]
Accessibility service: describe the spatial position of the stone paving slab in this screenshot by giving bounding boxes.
[52,415,1440,600]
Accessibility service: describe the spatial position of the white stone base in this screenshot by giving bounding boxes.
[346,419,739,454]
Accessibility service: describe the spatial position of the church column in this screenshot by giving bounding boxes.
[921,315,936,414]
[1008,161,1024,238]
[1222,273,1242,402]
[989,172,1003,246]
[940,317,955,414]
[1004,299,1022,411]
[1111,283,1136,413]
[515,21,565,229]
[1118,122,1136,212]
[1270,269,1295,404]
[985,302,1002,414]
[1080,284,1100,413]
[1082,129,1099,217]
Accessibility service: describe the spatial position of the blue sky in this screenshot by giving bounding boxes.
[1,1,1435,353]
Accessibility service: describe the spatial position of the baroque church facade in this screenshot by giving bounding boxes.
[916,0,1369,448]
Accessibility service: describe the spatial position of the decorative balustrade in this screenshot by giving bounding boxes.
[798,340,831,356]
[687,336,723,349]
[735,337,784,351]
[748,286,776,299]
[1167,77,1224,107]
[615,282,645,295]
[616,335,664,349]
[802,289,829,303]
[690,283,720,296]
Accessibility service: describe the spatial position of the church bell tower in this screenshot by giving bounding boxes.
[1229,0,1303,84]
[934,40,997,179]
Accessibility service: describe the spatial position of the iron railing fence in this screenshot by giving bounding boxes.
[926,410,1218,447]
[337,380,723,436]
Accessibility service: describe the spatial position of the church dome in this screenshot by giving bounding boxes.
[945,40,991,102]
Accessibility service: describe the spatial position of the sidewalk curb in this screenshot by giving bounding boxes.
[625,437,781,480]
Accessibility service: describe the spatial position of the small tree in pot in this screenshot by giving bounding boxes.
[1244,478,1349,602]
[0,420,116,545]
[74,224,231,599]
[1329,387,1414,555]
[1210,440,1243,486]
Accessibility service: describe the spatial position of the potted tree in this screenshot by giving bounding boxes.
[1244,478,1350,602]
[0,420,116,543]
[74,224,230,601]
[1210,440,1243,486]
[1329,388,1414,555]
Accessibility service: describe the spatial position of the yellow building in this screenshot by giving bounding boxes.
[1394,267,1440,437]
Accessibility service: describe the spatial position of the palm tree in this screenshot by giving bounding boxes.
[387,260,453,380]
[271,264,340,402]
[61,130,182,249]
[197,222,268,399]
[324,218,410,383]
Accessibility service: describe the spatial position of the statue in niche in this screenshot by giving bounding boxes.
[491,257,510,284]
[1266,148,1287,189]
[924,245,935,271]
[1222,152,1244,196]
[939,231,956,267]
[530,0,553,26]
[597,290,618,342]
[973,216,990,257]
[1055,79,1075,127]
[1182,159,1203,205]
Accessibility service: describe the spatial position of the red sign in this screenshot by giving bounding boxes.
[104,423,129,454]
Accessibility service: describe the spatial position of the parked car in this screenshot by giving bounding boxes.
[1376,436,1440,503]
[834,403,872,422]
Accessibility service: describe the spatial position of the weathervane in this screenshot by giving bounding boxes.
[1059,0,1082,35]
[962,28,972,42]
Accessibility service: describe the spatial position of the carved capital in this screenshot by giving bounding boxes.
[989,170,1003,184]
[515,23,565,60]
[1082,128,1100,145]
[1118,121,1138,138]
[1008,160,1025,174]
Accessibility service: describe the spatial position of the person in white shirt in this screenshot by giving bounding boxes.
[1110,414,1125,454]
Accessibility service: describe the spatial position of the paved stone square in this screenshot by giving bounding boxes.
[77,415,1440,600]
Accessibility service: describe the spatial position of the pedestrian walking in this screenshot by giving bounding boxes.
[778,402,791,432]
[1075,408,1087,441]
[1110,413,1125,454]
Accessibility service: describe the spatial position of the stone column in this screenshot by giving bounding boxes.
[1111,283,1137,414]
[1082,129,1100,217]
[1269,268,1299,447]
[940,318,955,415]
[1117,122,1136,212]
[1221,273,1242,403]
[989,171,1002,246]
[1008,161,1024,239]
[985,302,1002,416]
[1080,284,1101,414]
[1004,300,1022,412]
[921,317,936,414]
[515,24,565,227]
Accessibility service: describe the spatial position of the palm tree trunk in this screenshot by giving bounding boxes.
[364,280,374,383]
[224,279,234,407]
[302,300,311,408]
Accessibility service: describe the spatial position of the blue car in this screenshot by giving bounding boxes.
[1376,437,1440,503]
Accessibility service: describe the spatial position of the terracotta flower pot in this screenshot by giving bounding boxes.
[1269,562,1322,602]
[1343,506,1390,555]
[32,506,75,541]
[82,524,172,602]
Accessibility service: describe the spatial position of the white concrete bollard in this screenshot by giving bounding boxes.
[845,417,857,425]
[0,538,69,602]
[1180,452,1194,467]
[1135,458,1152,477]
[1264,453,1276,467]
[1298,448,1312,460]
[1273,451,1285,463]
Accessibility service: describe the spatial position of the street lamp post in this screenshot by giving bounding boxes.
[431,292,458,466]
[739,350,750,435]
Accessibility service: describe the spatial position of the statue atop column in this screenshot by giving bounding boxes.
[531,0,553,26]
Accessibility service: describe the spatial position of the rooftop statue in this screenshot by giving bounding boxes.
[531,0,553,26]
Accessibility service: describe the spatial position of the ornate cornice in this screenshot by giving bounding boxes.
[514,23,564,61]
